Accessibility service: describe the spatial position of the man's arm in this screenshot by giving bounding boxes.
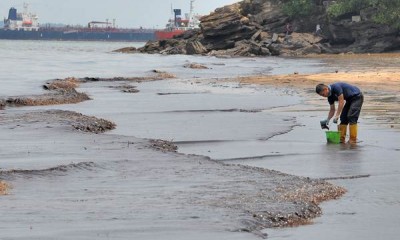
[328,103,335,121]
[335,94,345,120]
[320,103,335,129]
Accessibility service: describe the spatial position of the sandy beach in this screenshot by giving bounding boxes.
[1,43,399,239]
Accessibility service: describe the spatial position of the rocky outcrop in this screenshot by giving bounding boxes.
[129,0,400,57]
[328,16,400,53]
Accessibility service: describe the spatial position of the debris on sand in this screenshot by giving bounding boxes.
[277,180,346,205]
[4,77,90,107]
[9,110,116,134]
[69,114,116,133]
[149,139,178,152]
[208,165,347,231]
[184,63,209,69]
[6,88,90,107]
[43,77,79,90]
[52,110,116,134]
[1,72,177,109]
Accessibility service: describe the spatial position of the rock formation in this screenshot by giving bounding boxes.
[128,0,400,57]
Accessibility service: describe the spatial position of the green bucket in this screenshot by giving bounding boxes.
[325,131,340,144]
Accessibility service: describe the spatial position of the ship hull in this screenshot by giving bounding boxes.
[0,29,156,42]
[155,29,185,40]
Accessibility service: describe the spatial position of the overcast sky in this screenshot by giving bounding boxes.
[1,0,242,28]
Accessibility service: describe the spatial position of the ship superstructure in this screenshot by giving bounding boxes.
[3,3,39,31]
[155,0,201,40]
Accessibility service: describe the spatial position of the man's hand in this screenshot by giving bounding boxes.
[320,119,329,130]
[333,117,339,124]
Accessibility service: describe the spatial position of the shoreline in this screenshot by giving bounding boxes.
[238,59,400,129]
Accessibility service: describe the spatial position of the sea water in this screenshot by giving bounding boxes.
[0,39,325,97]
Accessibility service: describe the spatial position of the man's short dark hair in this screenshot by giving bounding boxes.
[316,84,327,94]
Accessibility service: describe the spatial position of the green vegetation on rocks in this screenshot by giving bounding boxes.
[282,0,315,18]
[135,0,400,56]
[282,0,400,28]
[327,0,400,28]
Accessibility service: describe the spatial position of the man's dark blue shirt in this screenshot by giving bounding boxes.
[328,82,361,105]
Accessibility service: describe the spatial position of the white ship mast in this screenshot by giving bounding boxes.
[163,0,199,30]
[188,0,199,29]
[188,0,194,28]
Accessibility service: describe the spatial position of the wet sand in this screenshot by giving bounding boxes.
[230,53,400,239]
[0,109,344,239]
[0,73,346,238]
[239,53,400,129]
[1,52,399,239]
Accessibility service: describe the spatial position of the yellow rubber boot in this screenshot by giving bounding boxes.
[339,124,347,143]
[349,124,358,144]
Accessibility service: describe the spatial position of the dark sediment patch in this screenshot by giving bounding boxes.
[5,88,90,107]
[194,163,346,233]
[4,110,116,134]
[220,153,306,162]
[109,85,140,93]
[320,174,371,181]
[0,162,97,179]
[79,72,176,83]
[4,77,90,107]
[257,124,300,141]
[43,77,79,90]
[44,110,116,134]
[1,72,176,109]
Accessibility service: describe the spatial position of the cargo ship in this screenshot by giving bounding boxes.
[0,3,156,42]
[155,0,200,40]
